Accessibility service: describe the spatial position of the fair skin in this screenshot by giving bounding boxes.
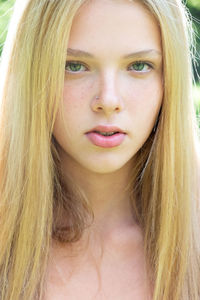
[45,0,163,299]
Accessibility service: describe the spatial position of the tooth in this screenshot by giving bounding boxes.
[94,131,118,136]
[101,132,115,136]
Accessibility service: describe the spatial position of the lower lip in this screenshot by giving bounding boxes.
[86,132,126,148]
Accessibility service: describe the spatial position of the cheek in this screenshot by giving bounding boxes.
[126,76,163,117]
[62,76,96,111]
[57,79,95,133]
[124,76,163,139]
[63,83,87,110]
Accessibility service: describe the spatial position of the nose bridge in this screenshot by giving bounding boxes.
[100,69,118,102]
[93,69,124,116]
[91,68,124,116]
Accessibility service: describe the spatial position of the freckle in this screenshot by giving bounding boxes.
[80,89,88,100]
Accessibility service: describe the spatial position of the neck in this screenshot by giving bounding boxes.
[58,153,136,235]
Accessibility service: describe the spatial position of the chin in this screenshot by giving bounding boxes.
[82,158,132,175]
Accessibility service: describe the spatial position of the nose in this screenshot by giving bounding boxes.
[91,72,124,117]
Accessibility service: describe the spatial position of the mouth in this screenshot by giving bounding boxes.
[86,125,126,148]
[87,125,126,134]
[92,131,121,136]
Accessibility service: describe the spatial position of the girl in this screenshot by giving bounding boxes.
[0,0,199,299]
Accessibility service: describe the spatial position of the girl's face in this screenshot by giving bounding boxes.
[53,0,163,174]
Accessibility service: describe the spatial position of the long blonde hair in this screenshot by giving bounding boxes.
[0,0,199,299]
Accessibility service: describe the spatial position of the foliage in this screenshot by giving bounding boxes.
[194,85,200,128]
[194,84,200,111]
[0,0,15,56]
[186,0,200,83]
[187,0,200,10]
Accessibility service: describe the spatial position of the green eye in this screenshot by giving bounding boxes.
[129,62,151,72]
[65,61,87,72]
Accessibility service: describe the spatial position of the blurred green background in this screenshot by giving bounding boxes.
[0,0,200,115]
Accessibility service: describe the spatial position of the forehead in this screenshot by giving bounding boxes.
[68,0,162,58]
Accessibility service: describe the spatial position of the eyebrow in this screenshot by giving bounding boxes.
[123,49,162,59]
[67,48,162,59]
[67,48,93,58]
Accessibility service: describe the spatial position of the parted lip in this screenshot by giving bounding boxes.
[86,125,126,134]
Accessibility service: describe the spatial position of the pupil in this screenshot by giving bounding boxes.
[68,63,81,71]
[134,63,144,71]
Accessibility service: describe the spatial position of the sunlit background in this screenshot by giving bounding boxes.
[0,0,199,121]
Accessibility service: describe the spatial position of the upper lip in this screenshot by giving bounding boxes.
[86,125,126,134]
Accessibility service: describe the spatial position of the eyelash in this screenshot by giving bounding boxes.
[65,61,89,73]
[127,61,153,72]
[65,60,153,73]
